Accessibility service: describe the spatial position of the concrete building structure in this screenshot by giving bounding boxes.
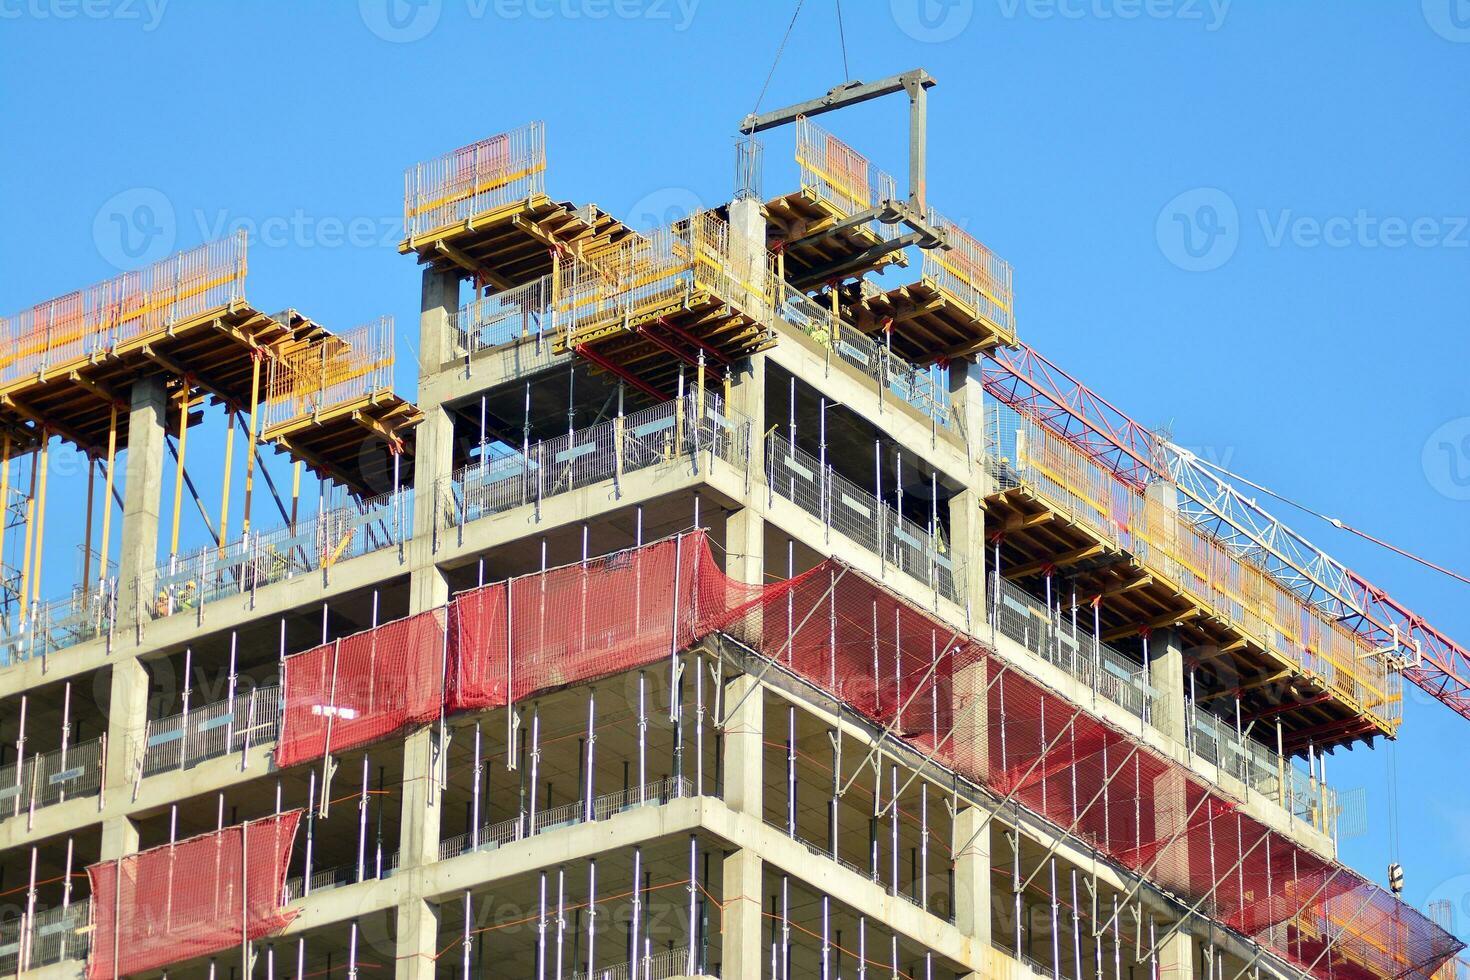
[0,84,1463,980]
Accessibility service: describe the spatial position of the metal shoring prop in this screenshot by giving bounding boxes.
[716,568,852,726]
[842,627,965,801]
[950,703,1089,860]
[1016,741,1144,892]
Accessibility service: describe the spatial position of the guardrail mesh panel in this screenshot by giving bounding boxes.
[277,611,445,767]
[86,811,301,979]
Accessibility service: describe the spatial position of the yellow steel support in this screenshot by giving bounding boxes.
[30,435,48,609]
[98,406,117,584]
[219,410,236,555]
[696,354,706,420]
[169,387,189,558]
[82,458,95,595]
[18,449,37,615]
[829,283,841,342]
[242,352,262,536]
[290,459,302,529]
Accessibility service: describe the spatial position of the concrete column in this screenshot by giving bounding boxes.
[948,357,987,475]
[1148,627,1188,746]
[395,267,458,980]
[722,673,763,817]
[416,266,459,380]
[99,657,149,857]
[720,846,763,980]
[395,562,448,979]
[949,489,986,633]
[724,351,765,587]
[727,196,768,305]
[1158,927,1195,980]
[119,376,167,630]
[952,806,993,949]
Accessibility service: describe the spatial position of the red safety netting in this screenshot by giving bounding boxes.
[270,530,1459,979]
[715,557,1463,980]
[448,533,755,710]
[277,610,446,767]
[86,811,302,980]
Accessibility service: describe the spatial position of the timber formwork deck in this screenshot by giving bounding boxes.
[984,484,1394,751]
[763,188,908,289]
[0,301,310,457]
[399,194,636,290]
[261,393,422,496]
[563,298,776,401]
[838,275,1017,365]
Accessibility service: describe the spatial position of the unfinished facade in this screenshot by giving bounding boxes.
[0,73,1465,980]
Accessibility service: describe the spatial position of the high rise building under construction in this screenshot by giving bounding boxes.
[0,72,1466,980]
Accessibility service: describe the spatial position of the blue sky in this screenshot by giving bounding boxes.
[2,0,1468,934]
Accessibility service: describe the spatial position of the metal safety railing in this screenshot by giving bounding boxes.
[0,581,117,669]
[990,572,1156,726]
[448,274,556,360]
[0,233,247,388]
[765,431,961,603]
[924,209,1016,339]
[777,283,952,426]
[1188,705,1338,838]
[439,392,746,535]
[438,776,696,863]
[556,210,778,350]
[795,115,900,241]
[986,398,1401,733]
[133,684,281,779]
[262,316,396,431]
[989,571,1339,841]
[0,735,104,824]
[135,486,412,625]
[0,903,91,974]
[404,121,546,241]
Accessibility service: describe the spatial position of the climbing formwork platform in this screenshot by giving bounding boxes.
[0,234,305,457]
[262,316,422,494]
[840,209,1018,362]
[399,121,636,289]
[765,115,910,289]
[552,209,780,399]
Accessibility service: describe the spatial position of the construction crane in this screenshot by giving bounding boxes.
[982,340,1470,724]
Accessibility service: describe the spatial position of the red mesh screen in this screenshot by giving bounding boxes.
[718,558,1463,980]
[86,811,302,980]
[277,610,446,767]
[448,533,749,711]
[268,531,1459,979]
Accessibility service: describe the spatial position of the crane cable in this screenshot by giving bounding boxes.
[747,0,807,130]
[1188,453,1470,589]
[836,0,850,82]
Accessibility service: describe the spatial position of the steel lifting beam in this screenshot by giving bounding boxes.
[740,69,938,215]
